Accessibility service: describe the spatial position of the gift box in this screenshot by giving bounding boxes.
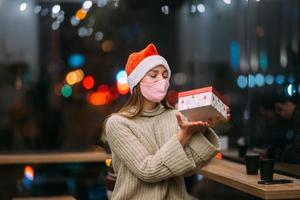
[178,86,228,122]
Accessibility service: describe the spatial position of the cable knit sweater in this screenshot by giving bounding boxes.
[105,104,221,200]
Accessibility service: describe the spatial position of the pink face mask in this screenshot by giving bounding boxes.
[140,79,170,103]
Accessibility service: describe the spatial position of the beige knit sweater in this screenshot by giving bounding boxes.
[106,104,221,200]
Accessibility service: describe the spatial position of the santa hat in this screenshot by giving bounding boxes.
[125,43,171,93]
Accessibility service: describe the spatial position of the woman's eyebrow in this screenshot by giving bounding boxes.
[149,69,167,74]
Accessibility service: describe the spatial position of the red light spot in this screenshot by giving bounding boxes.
[110,86,120,100]
[215,152,223,160]
[88,91,108,106]
[98,84,109,92]
[83,76,95,90]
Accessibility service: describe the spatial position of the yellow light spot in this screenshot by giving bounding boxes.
[76,9,87,20]
[74,69,84,83]
[105,159,112,167]
[66,71,78,85]
[116,81,129,95]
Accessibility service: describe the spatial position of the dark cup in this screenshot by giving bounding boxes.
[245,153,260,175]
[260,159,274,181]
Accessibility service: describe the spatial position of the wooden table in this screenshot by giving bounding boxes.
[197,159,300,200]
[222,149,300,179]
[0,151,111,199]
[0,151,111,165]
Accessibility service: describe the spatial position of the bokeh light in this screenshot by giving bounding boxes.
[110,86,120,100]
[102,40,114,52]
[66,71,77,85]
[275,74,285,85]
[223,0,231,5]
[116,70,127,84]
[116,82,130,95]
[190,4,196,13]
[255,73,264,87]
[83,0,93,10]
[52,5,60,14]
[237,75,247,89]
[286,84,296,96]
[98,84,109,92]
[115,70,129,95]
[161,5,169,15]
[24,166,34,181]
[248,74,256,88]
[88,91,110,106]
[65,69,84,85]
[74,69,84,82]
[105,159,112,167]
[259,51,268,70]
[97,0,108,7]
[20,2,27,11]
[95,31,104,41]
[83,76,95,90]
[173,72,187,86]
[71,16,80,26]
[52,21,60,30]
[230,41,240,70]
[265,74,274,85]
[68,54,85,68]
[61,84,72,98]
[78,27,90,37]
[197,4,205,13]
[280,49,288,68]
[215,152,223,160]
[76,9,87,20]
[34,5,42,14]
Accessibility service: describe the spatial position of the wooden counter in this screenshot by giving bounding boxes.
[222,149,300,179]
[197,159,300,199]
[0,151,111,165]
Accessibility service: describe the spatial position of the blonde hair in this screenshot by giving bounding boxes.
[101,84,173,142]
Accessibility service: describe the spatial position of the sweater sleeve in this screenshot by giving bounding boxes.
[184,127,221,166]
[105,115,196,183]
[173,110,221,166]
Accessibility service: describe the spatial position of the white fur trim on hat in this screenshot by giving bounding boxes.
[127,55,171,93]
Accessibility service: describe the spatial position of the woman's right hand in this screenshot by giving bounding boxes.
[176,113,209,146]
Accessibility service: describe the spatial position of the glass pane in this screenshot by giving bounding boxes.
[0,0,299,175]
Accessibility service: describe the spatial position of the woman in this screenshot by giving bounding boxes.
[105,43,230,199]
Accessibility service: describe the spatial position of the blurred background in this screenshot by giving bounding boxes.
[0,0,299,199]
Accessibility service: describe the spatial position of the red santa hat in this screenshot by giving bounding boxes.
[125,43,171,93]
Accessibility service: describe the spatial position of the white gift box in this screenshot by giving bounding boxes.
[178,86,228,122]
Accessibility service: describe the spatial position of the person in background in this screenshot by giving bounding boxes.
[103,43,230,200]
[273,95,300,164]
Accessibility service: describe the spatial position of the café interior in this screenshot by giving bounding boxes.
[0,0,299,199]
